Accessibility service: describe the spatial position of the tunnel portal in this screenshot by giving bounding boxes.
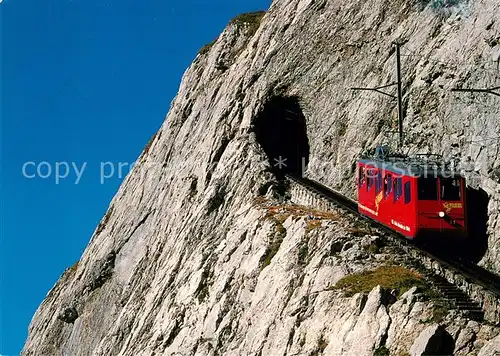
[463,187,490,263]
[254,96,310,178]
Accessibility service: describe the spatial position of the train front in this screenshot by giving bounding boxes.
[416,174,467,239]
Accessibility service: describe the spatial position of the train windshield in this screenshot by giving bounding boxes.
[441,177,461,201]
[418,177,438,200]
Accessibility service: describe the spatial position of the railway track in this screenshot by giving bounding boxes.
[286,174,500,323]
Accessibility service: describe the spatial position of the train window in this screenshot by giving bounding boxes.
[418,177,438,200]
[376,170,383,193]
[367,170,373,190]
[394,178,403,202]
[404,181,411,204]
[359,167,365,187]
[384,174,392,197]
[441,178,461,201]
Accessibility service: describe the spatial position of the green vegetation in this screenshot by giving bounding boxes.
[275,220,287,238]
[260,217,287,270]
[199,39,217,56]
[305,219,322,234]
[418,0,463,13]
[95,205,114,235]
[333,265,424,297]
[430,0,461,9]
[363,242,380,255]
[317,334,328,352]
[189,177,198,198]
[230,11,266,37]
[311,334,328,356]
[254,199,340,269]
[431,300,451,323]
[297,242,309,265]
[374,346,390,356]
[258,199,339,224]
[337,121,348,136]
[139,132,158,161]
[68,261,79,273]
[420,299,452,324]
[260,235,284,270]
[491,166,500,184]
[199,11,265,56]
[348,226,372,237]
[299,335,306,347]
[196,269,212,303]
[333,265,451,322]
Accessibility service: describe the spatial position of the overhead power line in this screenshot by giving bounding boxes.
[350,82,398,99]
[351,42,405,149]
[451,86,500,97]
[400,47,500,73]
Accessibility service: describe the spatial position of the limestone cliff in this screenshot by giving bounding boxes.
[23,0,500,355]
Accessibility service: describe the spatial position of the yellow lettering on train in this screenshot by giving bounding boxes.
[359,204,378,216]
[443,202,462,213]
[375,191,383,213]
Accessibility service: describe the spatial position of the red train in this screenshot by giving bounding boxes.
[357,147,467,239]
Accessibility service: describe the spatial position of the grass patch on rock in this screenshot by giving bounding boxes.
[260,218,287,271]
[374,346,390,356]
[417,0,464,17]
[333,265,424,297]
[256,198,339,225]
[429,0,462,9]
[431,300,451,323]
[199,39,217,56]
[305,219,322,234]
[347,226,372,237]
[68,261,79,273]
[260,236,284,270]
[311,334,328,356]
[297,241,309,265]
[230,11,266,37]
[420,299,452,324]
[95,205,114,235]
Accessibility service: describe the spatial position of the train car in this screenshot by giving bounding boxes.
[357,147,467,239]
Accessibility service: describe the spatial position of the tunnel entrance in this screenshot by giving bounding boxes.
[462,187,490,263]
[254,96,310,178]
[423,187,491,263]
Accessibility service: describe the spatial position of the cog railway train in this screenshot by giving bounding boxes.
[357,147,467,240]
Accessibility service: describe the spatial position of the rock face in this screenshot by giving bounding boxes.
[478,333,500,356]
[23,0,500,355]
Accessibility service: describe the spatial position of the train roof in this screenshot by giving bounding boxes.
[358,158,464,178]
[358,147,464,178]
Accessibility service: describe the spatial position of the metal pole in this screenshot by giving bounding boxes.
[395,42,404,149]
[451,87,500,97]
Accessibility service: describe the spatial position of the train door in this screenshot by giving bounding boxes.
[438,176,466,233]
[359,165,379,217]
[417,177,440,231]
[357,164,365,201]
[404,178,418,237]
[382,172,393,226]
[392,176,404,221]
[375,169,384,218]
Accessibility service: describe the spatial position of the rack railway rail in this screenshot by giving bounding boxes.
[286,174,500,323]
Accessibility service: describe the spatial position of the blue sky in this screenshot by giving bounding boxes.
[0,0,271,353]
